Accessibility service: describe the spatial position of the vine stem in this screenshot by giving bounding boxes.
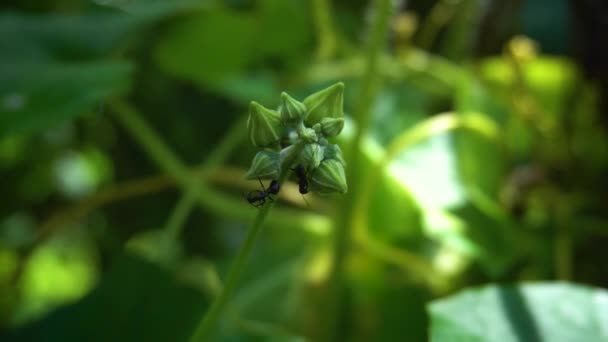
[189,198,274,342]
[327,0,393,340]
[163,117,248,239]
[312,0,338,60]
[189,145,303,341]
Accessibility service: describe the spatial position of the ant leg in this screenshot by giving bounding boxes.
[257,177,267,192]
[301,194,310,208]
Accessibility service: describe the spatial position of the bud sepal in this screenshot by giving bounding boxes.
[245,151,280,180]
[310,159,348,194]
[301,143,324,171]
[280,92,307,122]
[248,101,283,148]
[303,82,345,126]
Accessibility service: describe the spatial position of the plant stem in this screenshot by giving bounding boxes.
[312,0,338,60]
[164,193,197,239]
[327,0,393,340]
[189,145,302,341]
[164,118,247,239]
[189,198,274,342]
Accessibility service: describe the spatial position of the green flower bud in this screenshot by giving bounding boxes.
[311,159,347,194]
[303,82,344,126]
[245,151,280,179]
[278,144,298,170]
[299,127,318,143]
[301,143,323,170]
[280,92,307,122]
[324,144,346,166]
[247,101,282,148]
[319,117,345,138]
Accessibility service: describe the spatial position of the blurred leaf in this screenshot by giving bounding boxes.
[369,85,429,146]
[255,0,311,61]
[0,5,203,63]
[448,204,520,277]
[348,251,430,341]
[53,147,114,199]
[95,0,205,17]
[358,139,423,242]
[0,61,132,138]
[0,12,137,62]
[214,72,280,105]
[155,1,310,101]
[479,57,578,119]
[155,9,257,85]
[389,133,467,210]
[12,231,99,326]
[0,212,36,249]
[7,253,209,342]
[429,283,608,342]
[126,229,183,268]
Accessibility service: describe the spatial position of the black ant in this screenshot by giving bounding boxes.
[291,164,309,194]
[291,164,312,207]
[246,178,280,208]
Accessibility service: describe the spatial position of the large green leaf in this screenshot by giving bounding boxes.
[0,4,203,63]
[429,283,608,342]
[0,12,137,62]
[155,9,257,85]
[155,0,310,101]
[0,61,132,139]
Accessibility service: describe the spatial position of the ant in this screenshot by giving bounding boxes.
[291,164,313,208]
[291,164,309,194]
[246,178,280,208]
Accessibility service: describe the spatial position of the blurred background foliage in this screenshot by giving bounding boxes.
[1,0,608,341]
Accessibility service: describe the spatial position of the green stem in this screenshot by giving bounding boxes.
[164,193,196,239]
[189,144,302,341]
[327,0,393,340]
[164,118,248,239]
[312,0,338,60]
[189,198,274,341]
[416,0,459,51]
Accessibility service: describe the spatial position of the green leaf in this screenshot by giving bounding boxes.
[155,9,257,85]
[95,0,205,17]
[255,0,311,60]
[0,5,203,63]
[429,283,608,342]
[0,61,132,139]
[0,12,137,62]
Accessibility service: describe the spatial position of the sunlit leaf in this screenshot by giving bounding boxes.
[429,283,608,342]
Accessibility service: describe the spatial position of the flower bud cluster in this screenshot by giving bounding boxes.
[245,82,347,194]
